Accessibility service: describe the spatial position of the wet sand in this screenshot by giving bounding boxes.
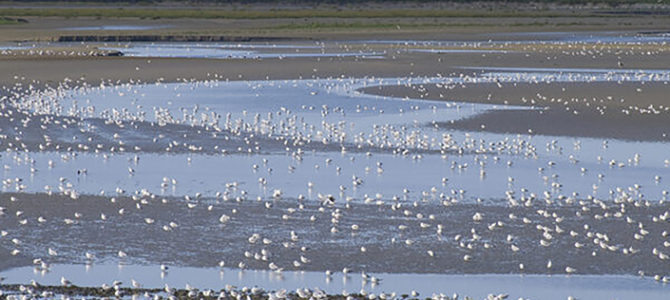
[360,81,670,141]
[4,46,670,87]
[2,190,670,276]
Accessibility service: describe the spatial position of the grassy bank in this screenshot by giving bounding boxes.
[268,20,605,31]
[0,16,25,24]
[0,7,617,20]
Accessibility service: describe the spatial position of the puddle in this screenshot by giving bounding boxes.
[0,44,35,51]
[408,49,512,54]
[60,25,173,31]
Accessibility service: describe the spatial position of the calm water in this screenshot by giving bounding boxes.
[1,264,668,299]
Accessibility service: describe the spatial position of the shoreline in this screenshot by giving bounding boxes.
[1,271,668,300]
[359,81,670,142]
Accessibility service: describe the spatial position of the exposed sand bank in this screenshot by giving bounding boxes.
[360,81,670,141]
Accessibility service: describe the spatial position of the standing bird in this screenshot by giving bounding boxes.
[60,277,71,287]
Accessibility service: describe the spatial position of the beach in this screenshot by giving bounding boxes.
[1,2,670,299]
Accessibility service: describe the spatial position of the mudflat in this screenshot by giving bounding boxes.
[2,2,670,299]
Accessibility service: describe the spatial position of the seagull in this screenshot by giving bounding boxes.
[60,277,71,287]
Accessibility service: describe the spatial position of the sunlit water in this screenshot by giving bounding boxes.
[1,264,668,300]
[100,43,386,59]
[11,71,670,202]
[60,25,173,31]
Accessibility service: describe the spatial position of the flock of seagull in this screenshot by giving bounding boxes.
[0,36,670,300]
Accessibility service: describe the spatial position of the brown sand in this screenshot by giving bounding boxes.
[360,81,670,141]
[3,48,670,87]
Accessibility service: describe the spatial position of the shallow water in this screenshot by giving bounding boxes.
[2,143,669,204]
[1,264,668,300]
[490,30,670,43]
[100,43,386,60]
[11,74,670,202]
[0,44,34,51]
[407,49,512,54]
[60,25,173,31]
[357,31,670,45]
